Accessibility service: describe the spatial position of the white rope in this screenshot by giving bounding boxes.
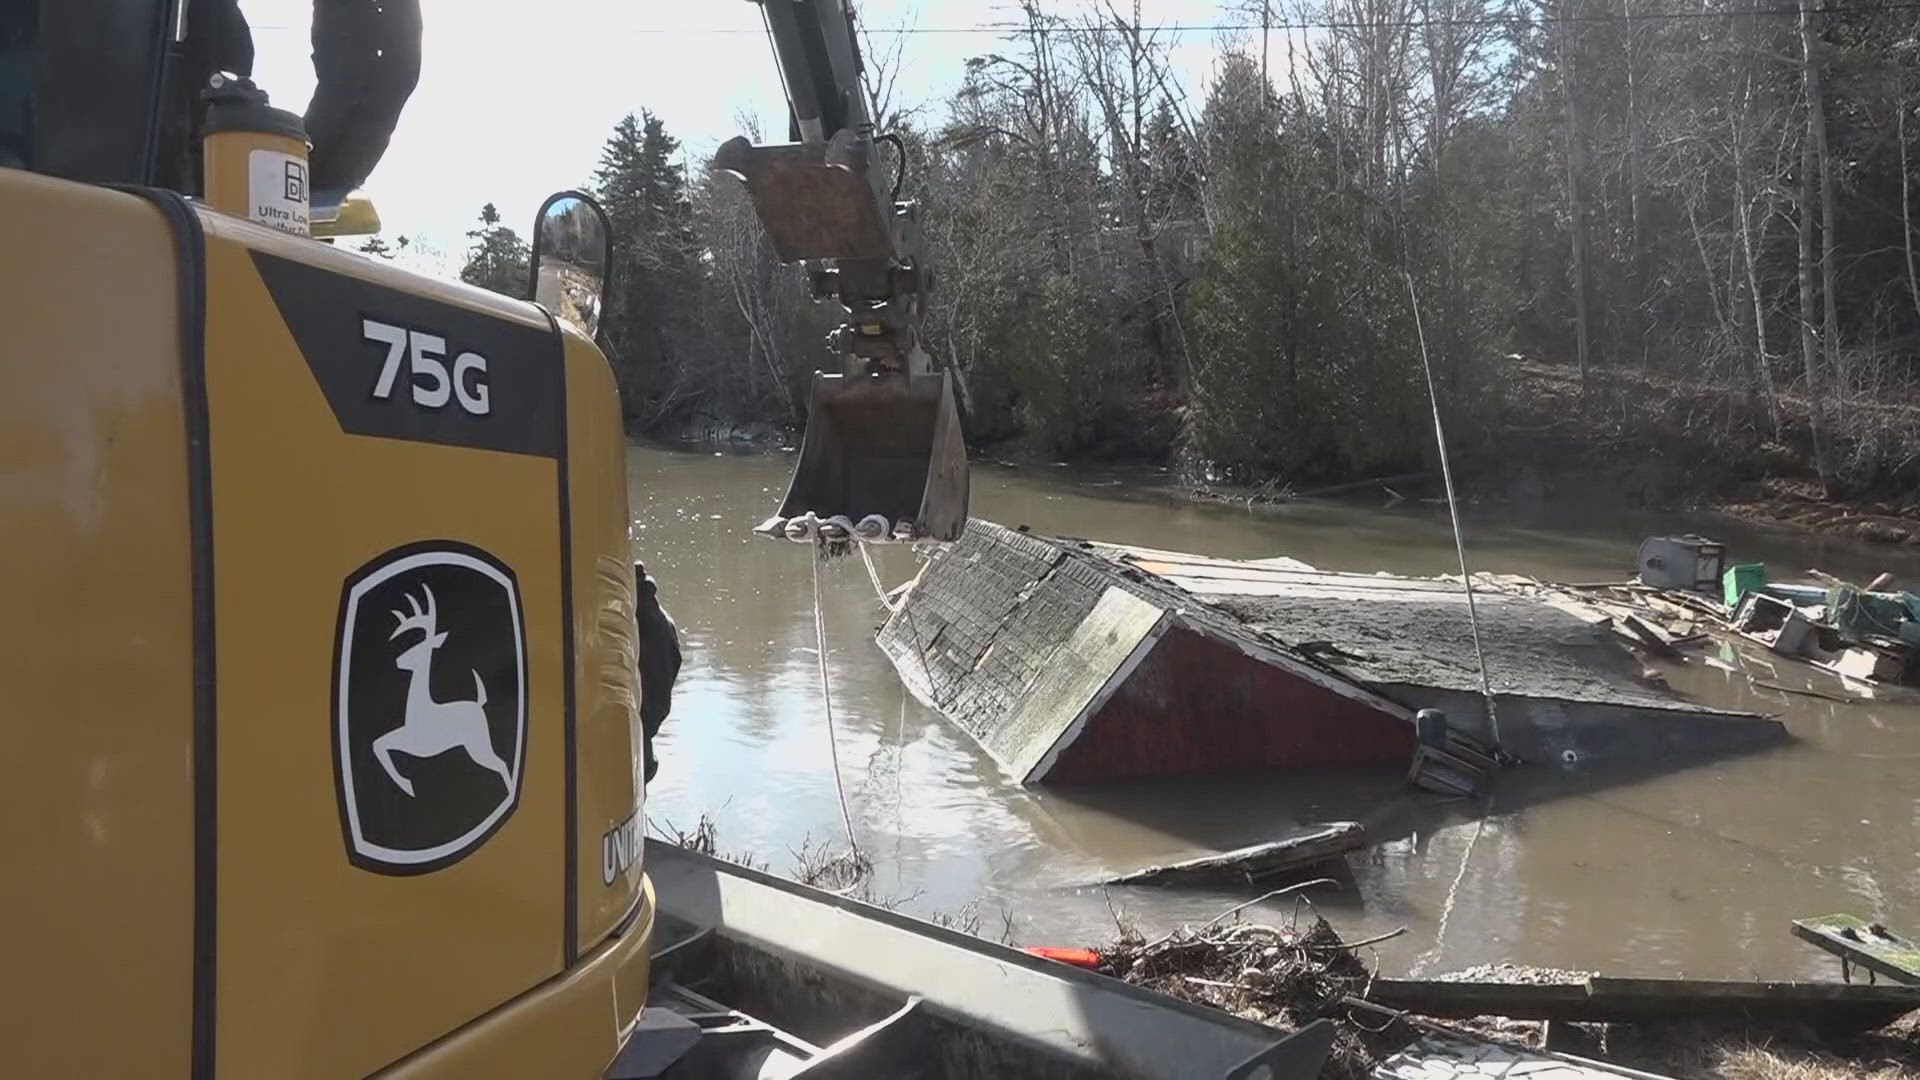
[1405,272,1503,749]
[1409,793,1494,976]
[858,542,901,614]
[811,547,861,854]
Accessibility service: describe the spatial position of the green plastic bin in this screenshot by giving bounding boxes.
[1723,563,1766,608]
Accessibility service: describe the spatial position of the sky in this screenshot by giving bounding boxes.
[240,0,1257,273]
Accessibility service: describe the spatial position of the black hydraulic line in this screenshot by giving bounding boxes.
[760,0,824,132]
[877,131,905,202]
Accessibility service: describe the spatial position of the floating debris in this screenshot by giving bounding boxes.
[1103,823,1366,888]
[1484,544,1920,692]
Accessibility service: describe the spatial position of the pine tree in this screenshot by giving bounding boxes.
[1143,104,1201,223]
[591,111,700,417]
[459,203,529,298]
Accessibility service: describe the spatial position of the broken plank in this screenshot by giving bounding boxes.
[1793,914,1920,986]
[1610,613,1682,658]
[1104,822,1365,887]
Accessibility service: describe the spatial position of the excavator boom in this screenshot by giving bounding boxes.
[718,0,969,545]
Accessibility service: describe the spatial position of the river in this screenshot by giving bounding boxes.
[630,442,1920,980]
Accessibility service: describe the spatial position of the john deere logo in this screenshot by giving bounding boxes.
[333,543,527,874]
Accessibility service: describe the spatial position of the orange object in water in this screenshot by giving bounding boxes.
[1024,947,1102,969]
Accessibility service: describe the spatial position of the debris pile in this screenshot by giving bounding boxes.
[1101,915,1368,1027]
[1472,536,1920,694]
[1094,906,1920,1079]
[1100,913,1402,1078]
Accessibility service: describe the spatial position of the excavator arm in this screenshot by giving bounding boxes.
[719,0,969,545]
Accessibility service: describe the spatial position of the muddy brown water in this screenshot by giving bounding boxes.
[631,443,1920,981]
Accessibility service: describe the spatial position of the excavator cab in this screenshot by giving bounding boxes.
[720,0,968,544]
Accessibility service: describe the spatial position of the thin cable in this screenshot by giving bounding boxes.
[720,2,1920,30]
[811,547,861,854]
[1405,271,1502,750]
[247,3,1920,35]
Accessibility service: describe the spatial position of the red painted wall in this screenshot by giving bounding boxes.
[1044,627,1415,783]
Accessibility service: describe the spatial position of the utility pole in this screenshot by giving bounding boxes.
[1261,0,1272,93]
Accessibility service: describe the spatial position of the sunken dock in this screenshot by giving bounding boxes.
[876,520,1785,784]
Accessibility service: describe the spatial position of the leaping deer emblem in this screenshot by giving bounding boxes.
[375,583,515,797]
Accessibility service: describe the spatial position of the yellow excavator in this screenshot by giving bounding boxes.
[3,0,968,1075]
[722,0,970,546]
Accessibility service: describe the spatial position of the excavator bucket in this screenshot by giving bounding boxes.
[778,370,969,543]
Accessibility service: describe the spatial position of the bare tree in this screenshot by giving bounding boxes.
[1794,11,1835,489]
[1553,0,1595,384]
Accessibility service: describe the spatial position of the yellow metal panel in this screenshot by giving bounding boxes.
[0,171,196,1076]
[564,325,648,948]
[381,882,655,1079]
[196,212,568,1077]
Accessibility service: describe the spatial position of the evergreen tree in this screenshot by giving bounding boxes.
[459,203,529,298]
[1142,104,1201,224]
[592,111,700,417]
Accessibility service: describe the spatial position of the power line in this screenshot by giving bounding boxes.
[245,0,1920,37]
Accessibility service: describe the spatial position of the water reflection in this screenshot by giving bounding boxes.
[633,444,1920,979]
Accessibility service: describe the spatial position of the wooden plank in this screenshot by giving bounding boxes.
[1586,977,1920,1026]
[1618,614,1683,658]
[1129,559,1461,594]
[1168,577,1482,602]
[1092,543,1319,576]
[1365,980,1592,1021]
[1365,977,1920,1028]
[1104,822,1365,887]
[1793,914,1920,985]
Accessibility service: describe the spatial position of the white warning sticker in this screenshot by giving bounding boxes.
[248,149,310,236]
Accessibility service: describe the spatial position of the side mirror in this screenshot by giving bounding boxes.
[528,190,613,339]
